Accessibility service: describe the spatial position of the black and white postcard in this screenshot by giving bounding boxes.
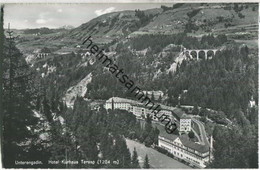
[0,1,259,169]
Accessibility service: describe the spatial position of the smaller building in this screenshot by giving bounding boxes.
[180,115,192,133]
[89,100,104,111]
[142,90,164,100]
[156,108,173,121]
[132,104,145,118]
[158,134,210,168]
[104,97,137,112]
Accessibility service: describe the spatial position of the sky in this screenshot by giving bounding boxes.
[4,3,172,29]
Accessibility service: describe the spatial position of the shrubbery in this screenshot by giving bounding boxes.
[154,145,168,154]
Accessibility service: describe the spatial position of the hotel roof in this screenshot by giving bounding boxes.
[106,97,139,105]
[106,97,185,117]
[156,122,209,153]
[179,135,209,153]
[153,122,179,141]
[159,133,209,153]
[106,97,159,109]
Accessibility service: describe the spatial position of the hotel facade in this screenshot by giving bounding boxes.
[158,134,210,168]
[104,97,173,121]
[104,97,211,168]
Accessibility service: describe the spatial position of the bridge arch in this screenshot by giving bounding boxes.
[198,51,206,60]
[190,51,198,59]
[215,50,221,56]
[207,50,214,59]
[184,48,220,60]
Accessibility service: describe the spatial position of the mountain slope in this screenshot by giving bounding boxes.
[135,3,258,36]
[58,8,162,44]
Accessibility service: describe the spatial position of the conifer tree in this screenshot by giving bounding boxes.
[2,22,42,167]
[188,131,195,139]
[143,154,150,168]
[100,130,113,159]
[131,147,140,168]
[192,104,199,115]
[41,95,53,122]
[48,123,76,168]
[112,135,132,168]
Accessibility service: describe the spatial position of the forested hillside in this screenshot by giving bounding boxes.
[2,35,157,167]
[83,33,258,168]
[166,45,257,116]
[2,35,47,167]
[4,3,259,169]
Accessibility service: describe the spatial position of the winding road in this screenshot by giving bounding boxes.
[192,118,210,146]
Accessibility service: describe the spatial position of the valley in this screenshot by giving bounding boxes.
[2,3,258,169]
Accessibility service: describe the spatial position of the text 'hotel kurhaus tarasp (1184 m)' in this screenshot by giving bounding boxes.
[105,97,213,168]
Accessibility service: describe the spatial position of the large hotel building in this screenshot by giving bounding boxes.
[105,97,211,168]
[104,97,174,121]
[158,131,210,168]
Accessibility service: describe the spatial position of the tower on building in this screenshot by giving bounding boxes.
[179,115,191,133]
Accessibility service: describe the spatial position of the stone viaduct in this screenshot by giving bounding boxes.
[183,48,221,60]
[36,53,50,59]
